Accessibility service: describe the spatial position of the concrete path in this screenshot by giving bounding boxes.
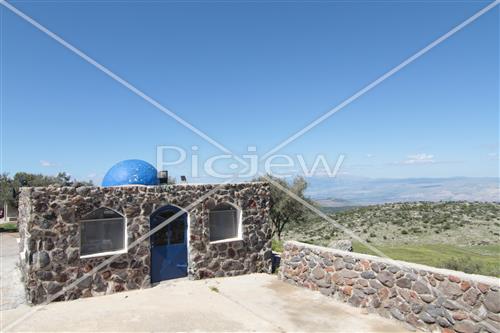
[1,274,410,332]
[0,233,26,311]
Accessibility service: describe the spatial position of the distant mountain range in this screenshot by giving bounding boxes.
[306,176,499,206]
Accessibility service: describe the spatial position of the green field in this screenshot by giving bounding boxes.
[353,242,500,277]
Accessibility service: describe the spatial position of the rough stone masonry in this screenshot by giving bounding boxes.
[280,241,500,333]
[18,182,272,305]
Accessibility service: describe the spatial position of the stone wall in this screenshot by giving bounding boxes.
[279,241,500,333]
[18,183,272,305]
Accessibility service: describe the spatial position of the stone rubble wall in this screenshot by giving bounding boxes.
[279,241,500,333]
[18,183,272,305]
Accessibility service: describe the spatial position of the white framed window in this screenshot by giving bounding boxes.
[79,208,127,258]
[209,203,242,243]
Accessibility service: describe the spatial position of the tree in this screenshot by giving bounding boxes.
[0,172,93,208]
[257,174,309,240]
[0,173,14,207]
[55,172,73,186]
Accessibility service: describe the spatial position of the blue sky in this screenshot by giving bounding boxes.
[1,0,498,183]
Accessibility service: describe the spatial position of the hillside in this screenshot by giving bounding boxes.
[283,201,500,276]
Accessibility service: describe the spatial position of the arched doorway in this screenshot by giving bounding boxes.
[150,205,188,283]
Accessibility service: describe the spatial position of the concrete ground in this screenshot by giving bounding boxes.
[0,233,26,311]
[1,273,411,332]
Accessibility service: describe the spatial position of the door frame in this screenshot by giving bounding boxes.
[149,204,190,282]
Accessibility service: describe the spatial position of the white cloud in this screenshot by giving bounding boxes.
[400,153,435,165]
[366,154,374,158]
[40,160,57,167]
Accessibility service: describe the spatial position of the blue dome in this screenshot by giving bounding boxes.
[102,159,158,187]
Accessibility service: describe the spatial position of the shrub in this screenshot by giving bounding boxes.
[441,257,481,274]
[440,257,499,277]
[409,227,421,234]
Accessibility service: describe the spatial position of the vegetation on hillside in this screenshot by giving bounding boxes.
[280,201,500,277]
[286,201,500,246]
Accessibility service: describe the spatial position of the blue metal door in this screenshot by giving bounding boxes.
[150,206,188,283]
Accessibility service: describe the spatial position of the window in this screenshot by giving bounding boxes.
[209,203,241,242]
[80,208,126,257]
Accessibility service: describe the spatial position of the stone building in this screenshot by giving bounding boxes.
[18,160,272,305]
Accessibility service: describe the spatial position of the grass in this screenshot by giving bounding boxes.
[468,244,500,256]
[353,242,500,277]
[272,238,284,253]
[0,223,18,233]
